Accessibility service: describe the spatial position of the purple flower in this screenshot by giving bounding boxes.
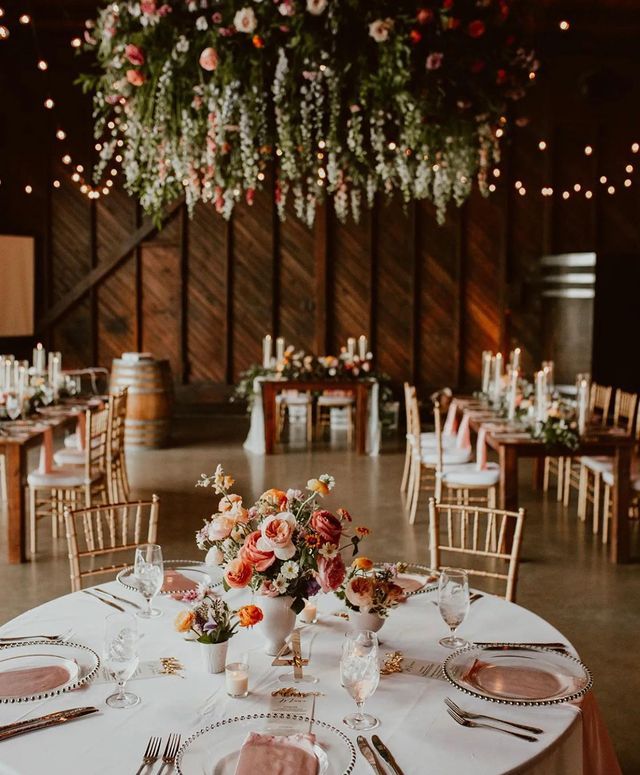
[203,618,218,634]
[306,577,321,598]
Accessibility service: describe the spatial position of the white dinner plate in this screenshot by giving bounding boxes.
[176,713,356,775]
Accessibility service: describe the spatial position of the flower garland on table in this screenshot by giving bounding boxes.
[195,465,369,614]
[336,559,405,618]
[80,1,535,226]
[531,408,579,451]
[175,585,263,644]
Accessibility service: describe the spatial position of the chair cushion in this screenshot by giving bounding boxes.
[602,469,640,490]
[421,448,472,466]
[64,432,79,449]
[317,396,354,406]
[53,448,84,466]
[580,456,613,474]
[418,432,456,449]
[443,463,500,487]
[27,467,101,488]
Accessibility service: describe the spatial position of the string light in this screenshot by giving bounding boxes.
[573,183,581,192]
[76,164,84,173]
[18,13,31,24]
[0,25,9,39]
[488,183,496,192]
[585,190,593,199]
[632,143,639,154]
[559,20,570,31]
[562,191,570,200]
[624,179,632,187]
[37,59,48,71]
[600,175,607,184]
[625,164,633,173]
[493,168,501,178]
[62,155,72,165]
[52,180,60,189]
[24,185,33,194]
[71,173,80,182]
[71,37,81,48]
[495,128,504,139]
[518,187,526,196]
[607,185,615,194]
[44,98,54,109]
[584,146,593,156]
[538,141,547,151]
[0,8,4,17]
[56,129,66,140]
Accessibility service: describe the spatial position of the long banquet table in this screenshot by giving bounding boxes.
[0,577,606,775]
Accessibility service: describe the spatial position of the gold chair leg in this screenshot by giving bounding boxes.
[556,457,565,502]
[562,460,572,506]
[592,475,601,534]
[409,466,422,525]
[29,486,37,556]
[602,484,611,544]
[401,442,411,493]
[542,457,550,492]
[577,465,588,520]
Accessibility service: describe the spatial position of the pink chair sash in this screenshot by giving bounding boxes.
[456,413,471,450]
[38,427,53,474]
[476,427,488,471]
[443,400,458,436]
[76,413,86,451]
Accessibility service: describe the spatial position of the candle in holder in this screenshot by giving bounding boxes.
[358,335,368,361]
[347,337,356,358]
[481,351,492,394]
[276,337,285,364]
[262,335,273,369]
[542,360,554,394]
[507,368,518,420]
[33,343,45,374]
[225,661,249,698]
[301,599,318,624]
[492,352,503,404]
[535,369,548,423]
[511,347,521,371]
[577,378,589,435]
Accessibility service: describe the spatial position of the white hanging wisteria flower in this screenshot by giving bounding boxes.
[306,0,328,15]
[233,7,257,33]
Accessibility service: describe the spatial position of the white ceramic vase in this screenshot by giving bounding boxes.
[258,595,297,655]
[199,640,229,674]
[349,610,385,634]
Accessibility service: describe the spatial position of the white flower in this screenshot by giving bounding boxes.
[175,35,190,53]
[319,473,335,490]
[319,543,338,559]
[368,18,393,43]
[280,560,299,580]
[273,575,288,594]
[196,15,208,30]
[205,546,224,566]
[306,0,327,13]
[233,7,257,33]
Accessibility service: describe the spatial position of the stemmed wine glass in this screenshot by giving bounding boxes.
[133,544,164,618]
[103,612,140,708]
[340,630,380,731]
[437,567,470,649]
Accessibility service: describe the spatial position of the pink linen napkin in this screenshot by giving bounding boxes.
[161,571,198,593]
[0,664,71,698]
[234,731,318,775]
[37,427,54,474]
[76,413,86,451]
[456,414,471,450]
[476,427,488,471]
[443,400,458,436]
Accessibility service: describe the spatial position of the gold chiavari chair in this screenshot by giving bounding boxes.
[28,407,109,555]
[428,498,526,603]
[400,382,414,494]
[276,390,313,444]
[64,496,159,592]
[107,388,130,502]
[576,388,637,533]
[562,383,613,509]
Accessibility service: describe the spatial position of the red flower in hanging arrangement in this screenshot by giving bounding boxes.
[467,20,486,38]
[211,12,222,23]
[124,43,145,66]
[496,68,507,85]
[442,0,454,9]
[409,29,422,44]
[416,8,433,25]
[252,34,265,48]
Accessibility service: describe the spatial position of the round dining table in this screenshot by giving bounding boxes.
[0,576,589,775]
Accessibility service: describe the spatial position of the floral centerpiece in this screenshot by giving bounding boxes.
[175,585,263,671]
[80,1,535,226]
[336,558,404,633]
[196,465,368,653]
[531,408,579,451]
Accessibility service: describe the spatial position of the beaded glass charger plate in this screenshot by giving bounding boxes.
[0,641,100,703]
[117,559,218,597]
[176,713,356,775]
[375,562,439,596]
[443,644,592,706]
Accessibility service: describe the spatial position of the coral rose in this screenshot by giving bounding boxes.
[126,69,145,86]
[237,604,263,627]
[385,582,405,603]
[224,558,253,588]
[368,18,394,43]
[239,530,276,571]
[206,514,235,541]
[316,554,346,593]
[256,512,296,560]
[199,47,218,71]
[125,43,145,66]
[174,610,195,633]
[352,556,373,571]
[219,494,242,511]
[311,509,342,545]
[345,576,375,611]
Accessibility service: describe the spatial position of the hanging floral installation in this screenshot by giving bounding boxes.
[80,1,536,226]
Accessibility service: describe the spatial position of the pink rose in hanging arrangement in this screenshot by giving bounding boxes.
[140,0,156,14]
[125,43,145,66]
[126,69,145,86]
[369,18,394,42]
[426,52,444,70]
[199,47,218,71]
[306,0,328,15]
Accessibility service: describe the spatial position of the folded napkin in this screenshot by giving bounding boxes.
[443,400,458,436]
[37,427,54,474]
[456,414,471,451]
[0,664,71,698]
[161,571,198,593]
[234,731,318,775]
[476,427,488,471]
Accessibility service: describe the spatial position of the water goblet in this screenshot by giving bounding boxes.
[340,630,380,731]
[103,612,140,708]
[438,567,470,649]
[134,544,164,618]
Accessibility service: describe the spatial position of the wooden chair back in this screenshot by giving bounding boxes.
[107,388,128,460]
[428,497,525,602]
[590,383,613,426]
[64,496,159,592]
[612,389,638,433]
[83,406,109,480]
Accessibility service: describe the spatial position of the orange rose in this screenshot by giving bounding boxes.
[239,530,276,571]
[237,604,263,627]
[260,488,288,512]
[174,610,195,633]
[345,576,374,611]
[352,557,373,571]
[224,557,253,588]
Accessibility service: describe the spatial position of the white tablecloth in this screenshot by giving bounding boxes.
[243,379,380,456]
[0,579,591,775]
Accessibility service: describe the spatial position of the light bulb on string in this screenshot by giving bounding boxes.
[56,129,66,140]
[607,185,615,194]
[0,25,9,40]
[25,185,33,194]
[62,155,72,165]
[562,191,570,200]
[573,183,581,192]
[584,146,593,156]
[559,20,570,31]
[19,13,31,24]
[37,60,48,71]
[488,183,496,192]
[53,180,60,189]
[44,98,54,109]
[71,37,81,48]
[600,175,607,184]
[585,190,593,199]
[0,8,4,17]
[71,173,80,182]
[624,179,632,187]
[625,164,633,173]
[632,143,639,154]
[538,141,547,151]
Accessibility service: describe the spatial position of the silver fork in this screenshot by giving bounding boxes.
[445,697,544,735]
[157,733,181,774]
[0,628,72,643]
[134,736,162,775]
[446,706,538,742]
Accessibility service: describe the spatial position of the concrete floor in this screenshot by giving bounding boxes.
[1,415,638,771]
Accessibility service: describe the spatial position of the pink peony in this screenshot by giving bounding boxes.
[316,554,346,593]
[239,530,276,572]
[199,47,219,71]
[368,18,394,43]
[310,509,342,545]
[125,43,145,66]
[211,12,222,23]
[258,579,281,597]
[256,512,296,560]
[126,69,145,86]
[205,513,235,541]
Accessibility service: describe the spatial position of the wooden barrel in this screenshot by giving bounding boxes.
[110,358,173,449]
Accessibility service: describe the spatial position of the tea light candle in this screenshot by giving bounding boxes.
[262,335,272,369]
[301,600,317,624]
[225,662,249,698]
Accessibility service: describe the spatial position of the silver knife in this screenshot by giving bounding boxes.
[372,735,404,775]
[82,589,125,612]
[357,736,385,775]
[94,587,143,611]
[0,707,99,741]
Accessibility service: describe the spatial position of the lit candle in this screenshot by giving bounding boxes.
[507,368,518,420]
[492,352,503,404]
[262,335,272,369]
[301,600,317,624]
[577,378,589,435]
[481,351,492,394]
[358,335,368,361]
[542,360,554,394]
[225,662,249,698]
[4,361,12,391]
[0,356,4,390]
[276,337,285,364]
[33,342,45,374]
[50,355,60,399]
[535,369,548,423]
[347,337,356,358]
[511,347,521,371]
